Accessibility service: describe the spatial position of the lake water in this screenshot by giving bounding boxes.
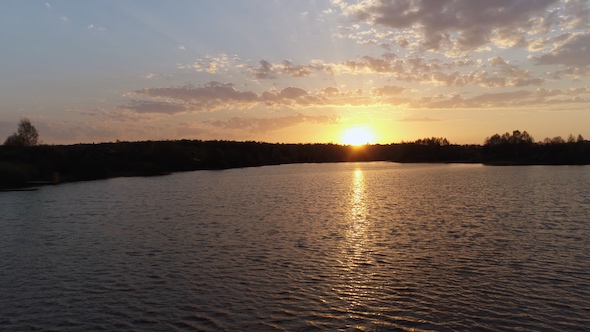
[1,162,589,331]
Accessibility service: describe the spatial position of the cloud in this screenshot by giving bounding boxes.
[123,77,590,117]
[332,53,545,87]
[180,51,548,87]
[338,0,561,52]
[250,59,277,79]
[88,24,106,31]
[408,86,590,109]
[560,0,590,29]
[340,54,401,74]
[397,117,441,122]
[319,87,341,96]
[126,82,384,114]
[141,73,172,80]
[247,59,328,79]
[241,54,543,87]
[133,83,319,112]
[204,54,230,74]
[119,101,188,115]
[412,90,534,109]
[532,87,590,102]
[134,82,259,111]
[372,85,407,96]
[277,87,308,99]
[82,107,157,122]
[532,32,590,67]
[205,114,338,133]
[180,54,238,74]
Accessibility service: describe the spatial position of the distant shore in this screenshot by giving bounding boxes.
[2,138,589,189]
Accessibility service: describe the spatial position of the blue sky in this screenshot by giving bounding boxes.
[2,0,590,144]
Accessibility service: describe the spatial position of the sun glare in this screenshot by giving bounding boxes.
[341,127,375,146]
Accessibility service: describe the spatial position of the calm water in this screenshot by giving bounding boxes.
[1,162,590,331]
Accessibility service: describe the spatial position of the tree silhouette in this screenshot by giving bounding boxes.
[484,130,533,146]
[4,118,39,146]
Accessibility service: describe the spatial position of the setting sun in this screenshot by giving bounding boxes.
[341,127,375,146]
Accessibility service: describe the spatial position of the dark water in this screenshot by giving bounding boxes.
[1,162,590,331]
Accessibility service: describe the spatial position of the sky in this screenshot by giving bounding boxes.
[1,0,590,145]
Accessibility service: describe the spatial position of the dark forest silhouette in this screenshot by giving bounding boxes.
[1,130,589,188]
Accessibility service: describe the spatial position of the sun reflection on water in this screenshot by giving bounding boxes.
[346,169,369,266]
[335,168,379,311]
[350,169,366,224]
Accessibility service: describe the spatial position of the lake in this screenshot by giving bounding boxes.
[1,162,589,331]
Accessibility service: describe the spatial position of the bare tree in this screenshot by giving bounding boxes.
[4,118,39,146]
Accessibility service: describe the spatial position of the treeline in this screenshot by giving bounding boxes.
[1,131,589,188]
[482,130,590,165]
[0,139,477,188]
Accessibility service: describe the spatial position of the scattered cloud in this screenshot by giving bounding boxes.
[121,78,590,117]
[132,82,259,112]
[126,82,382,113]
[179,54,239,74]
[250,59,277,79]
[119,101,188,115]
[81,107,155,122]
[209,54,547,87]
[141,73,172,80]
[205,114,338,133]
[532,32,590,67]
[331,54,546,87]
[337,0,562,53]
[397,117,441,122]
[247,59,328,79]
[560,0,590,29]
[409,87,590,109]
[87,24,106,31]
[372,85,407,96]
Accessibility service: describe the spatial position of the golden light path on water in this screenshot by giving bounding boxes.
[349,169,368,237]
[336,168,381,317]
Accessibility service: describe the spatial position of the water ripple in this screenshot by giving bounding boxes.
[1,163,590,331]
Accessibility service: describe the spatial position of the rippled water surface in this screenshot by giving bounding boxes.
[2,162,590,331]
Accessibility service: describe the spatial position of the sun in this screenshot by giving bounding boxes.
[341,127,375,146]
